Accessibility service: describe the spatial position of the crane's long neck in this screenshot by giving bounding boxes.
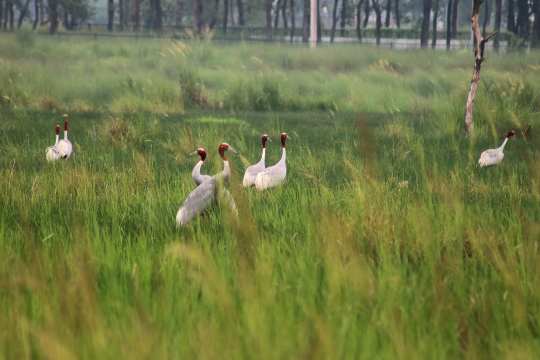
[260,148,266,164]
[279,147,286,164]
[192,160,204,178]
[222,160,231,180]
[55,134,59,145]
[64,130,68,140]
[498,137,509,152]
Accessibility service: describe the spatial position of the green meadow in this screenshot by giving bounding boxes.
[1,32,540,358]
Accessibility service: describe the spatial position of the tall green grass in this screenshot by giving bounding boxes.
[1,34,540,358]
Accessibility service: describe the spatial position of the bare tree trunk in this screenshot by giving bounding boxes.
[49,0,58,33]
[119,0,124,30]
[303,0,309,42]
[330,0,339,42]
[363,0,370,27]
[464,0,496,135]
[516,0,529,39]
[431,0,439,48]
[451,0,459,37]
[290,0,295,42]
[209,0,218,29]
[317,0,322,42]
[154,0,162,31]
[482,0,490,35]
[223,0,229,33]
[266,0,272,39]
[446,0,452,49]
[384,0,391,27]
[237,0,245,25]
[133,0,140,30]
[108,0,114,31]
[32,0,39,29]
[0,0,3,30]
[507,0,515,33]
[340,0,347,36]
[274,0,281,29]
[17,0,31,28]
[493,0,501,50]
[420,0,432,48]
[356,0,364,40]
[282,0,288,29]
[394,0,400,27]
[6,0,14,30]
[373,0,382,45]
[193,0,204,33]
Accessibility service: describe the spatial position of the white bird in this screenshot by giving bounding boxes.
[243,134,269,187]
[191,147,211,185]
[45,124,61,162]
[56,115,73,159]
[478,130,516,167]
[176,143,238,227]
[255,132,287,190]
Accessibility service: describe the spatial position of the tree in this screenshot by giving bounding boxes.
[493,0,501,50]
[49,0,59,33]
[237,0,245,26]
[331,0,339,42]
[507,0,515,33]
[356,0,364,39]
[372,0,382,45]
[274,0,281,28]
[176,0,183,26]
[516,0,529,39]
[317,0,322,42]
[394,0,400,28]
[464,0,496,134]
[265,0,272,39]
[223,0,229,33]
[282,0,288,29]
[533,0,540,47]
[32,0,40,30]
[420,0,432,48]
[340,0,348,36]
[108,0,114,31]
[290,0,296,42]
[154,0,163,30]
[482,0,490,35]
[193,0,204,33]
[133,0,140,30]
[384,0,391,27]
[431,0,439,48]
[119,0,125,30]
[446,0,453,49]
[363,0,370,27]
[303,0,309,42]
[451,0,459,37]
[17,0,31,28]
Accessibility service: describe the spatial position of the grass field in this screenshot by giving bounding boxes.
[1,32,540,358]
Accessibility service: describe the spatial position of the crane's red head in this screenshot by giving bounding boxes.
[280,132,288,147]
[261,134,269,148]
[218,143,236,160]
[55,124,60,135]
[197,147,207,161]
[63,115,69,131]
[506,130,516,138]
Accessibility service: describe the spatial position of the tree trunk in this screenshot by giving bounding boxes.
[384,0,391,27]
[482,0,490,35]
[431,0,439,48]
[49,0,58,33]
[340,0,347,36]
[237,0,245,25]
[420,0,431,48]
[302,0,309,42]
[356,0,363,40]
[209,0,218,29]
[363,0,370,27]
[533,0,540,47]
[265,0,272,39]
[282,0,288,29]
[154,0,162,31]
[464,0,495,135]
[317,0,322,42]
[446,0,452,49]
[0,0,3,30]
[516,0,529,39]
[119,0,124,31]
[493,0,501,50]
[133,0,140,31]
[32,0,39,29]
[176,0,183,26]
[373,0,382,45]
[451,0,459,37]
[394,0,400,28]
[108,0,114,31]
[290,0,295,42]
[17,0,31,28]
[6,0,14,30]
[274,0,281,29]
[63,7,69,30]
[507,0,515,33]
[193,0,204,33]
[330,0,339,42]
[223,0,229,33]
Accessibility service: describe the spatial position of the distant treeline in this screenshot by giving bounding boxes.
[1,0,539,48]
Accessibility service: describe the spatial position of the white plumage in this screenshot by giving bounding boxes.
[56,117,73,159]
[243,134,269,187]
[45,124,61,162]
[191,147,211,185]
[176,143,238,226]
[478,130,515,167]
[255,132,287,191]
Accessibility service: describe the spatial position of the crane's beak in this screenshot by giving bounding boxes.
[189,150,198,156]
[228,146,238,154]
